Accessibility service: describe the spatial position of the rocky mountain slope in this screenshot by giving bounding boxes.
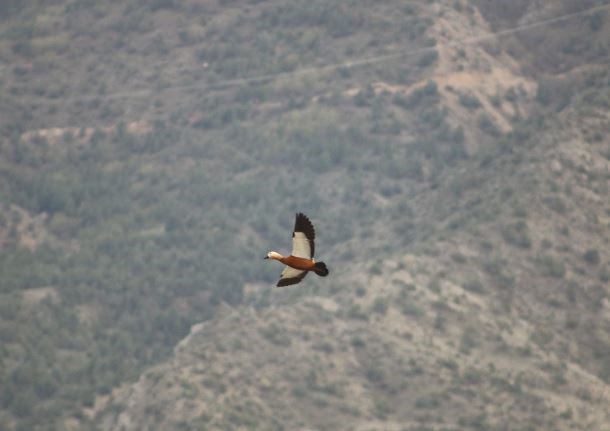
[98,2,610,431]
[1,0,609,430]
[99,106,610,430]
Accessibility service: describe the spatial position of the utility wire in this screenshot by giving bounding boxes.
[19,2,610,104]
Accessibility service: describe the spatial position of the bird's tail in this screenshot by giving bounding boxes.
[313,262,329,277]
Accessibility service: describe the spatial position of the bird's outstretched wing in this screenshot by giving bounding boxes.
[291,212,315,259]
[277,266,308,287]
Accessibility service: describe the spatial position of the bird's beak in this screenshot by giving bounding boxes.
[264,256,269,259]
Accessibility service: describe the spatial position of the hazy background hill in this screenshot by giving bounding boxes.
[1,0,609,430]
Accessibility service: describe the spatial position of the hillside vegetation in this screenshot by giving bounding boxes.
[0,0,609,430]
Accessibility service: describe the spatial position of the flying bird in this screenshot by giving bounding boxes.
[265,213,329,287]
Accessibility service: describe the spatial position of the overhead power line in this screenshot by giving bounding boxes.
[21,2,610,104]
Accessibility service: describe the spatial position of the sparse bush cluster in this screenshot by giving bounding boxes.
[394,80,439,109]
[583,249,600,266]
[501,221,532,249]
[462,279,485,294]
[458,93,482,110]
[537,254,566,278]
[477,113,501,137]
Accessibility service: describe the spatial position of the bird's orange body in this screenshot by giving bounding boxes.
[279,255,316,271]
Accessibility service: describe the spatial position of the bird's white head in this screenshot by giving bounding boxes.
[265,251,283,260]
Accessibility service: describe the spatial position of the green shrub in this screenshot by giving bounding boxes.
[259,324,291,346]
[402,302,424,318]
[489,93,502,107]
[149,0,176,11]
[351,336,366,348]
[10,391,35,418]
[458,93,481,109]
[365,366,385,383]
[544,196,567,213]
[460,326,479,354]
[530,327,554,348]
[355,286,367,297]
[463,279,485,294]
[427,278,441,293]
[414,393,442,408]
[462,367,483,384]
[374,397,393,419]
[583,249,600,265]
[451,252,467,263]
[589,10,605,30]
[417,50,438,68]
[501,221,532,249]
[477,113,501,137]
[438,358,458,371]
[371,297,389,314]
[600,266,610,283]
[537,254,566,278]
[347,304,368,320]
